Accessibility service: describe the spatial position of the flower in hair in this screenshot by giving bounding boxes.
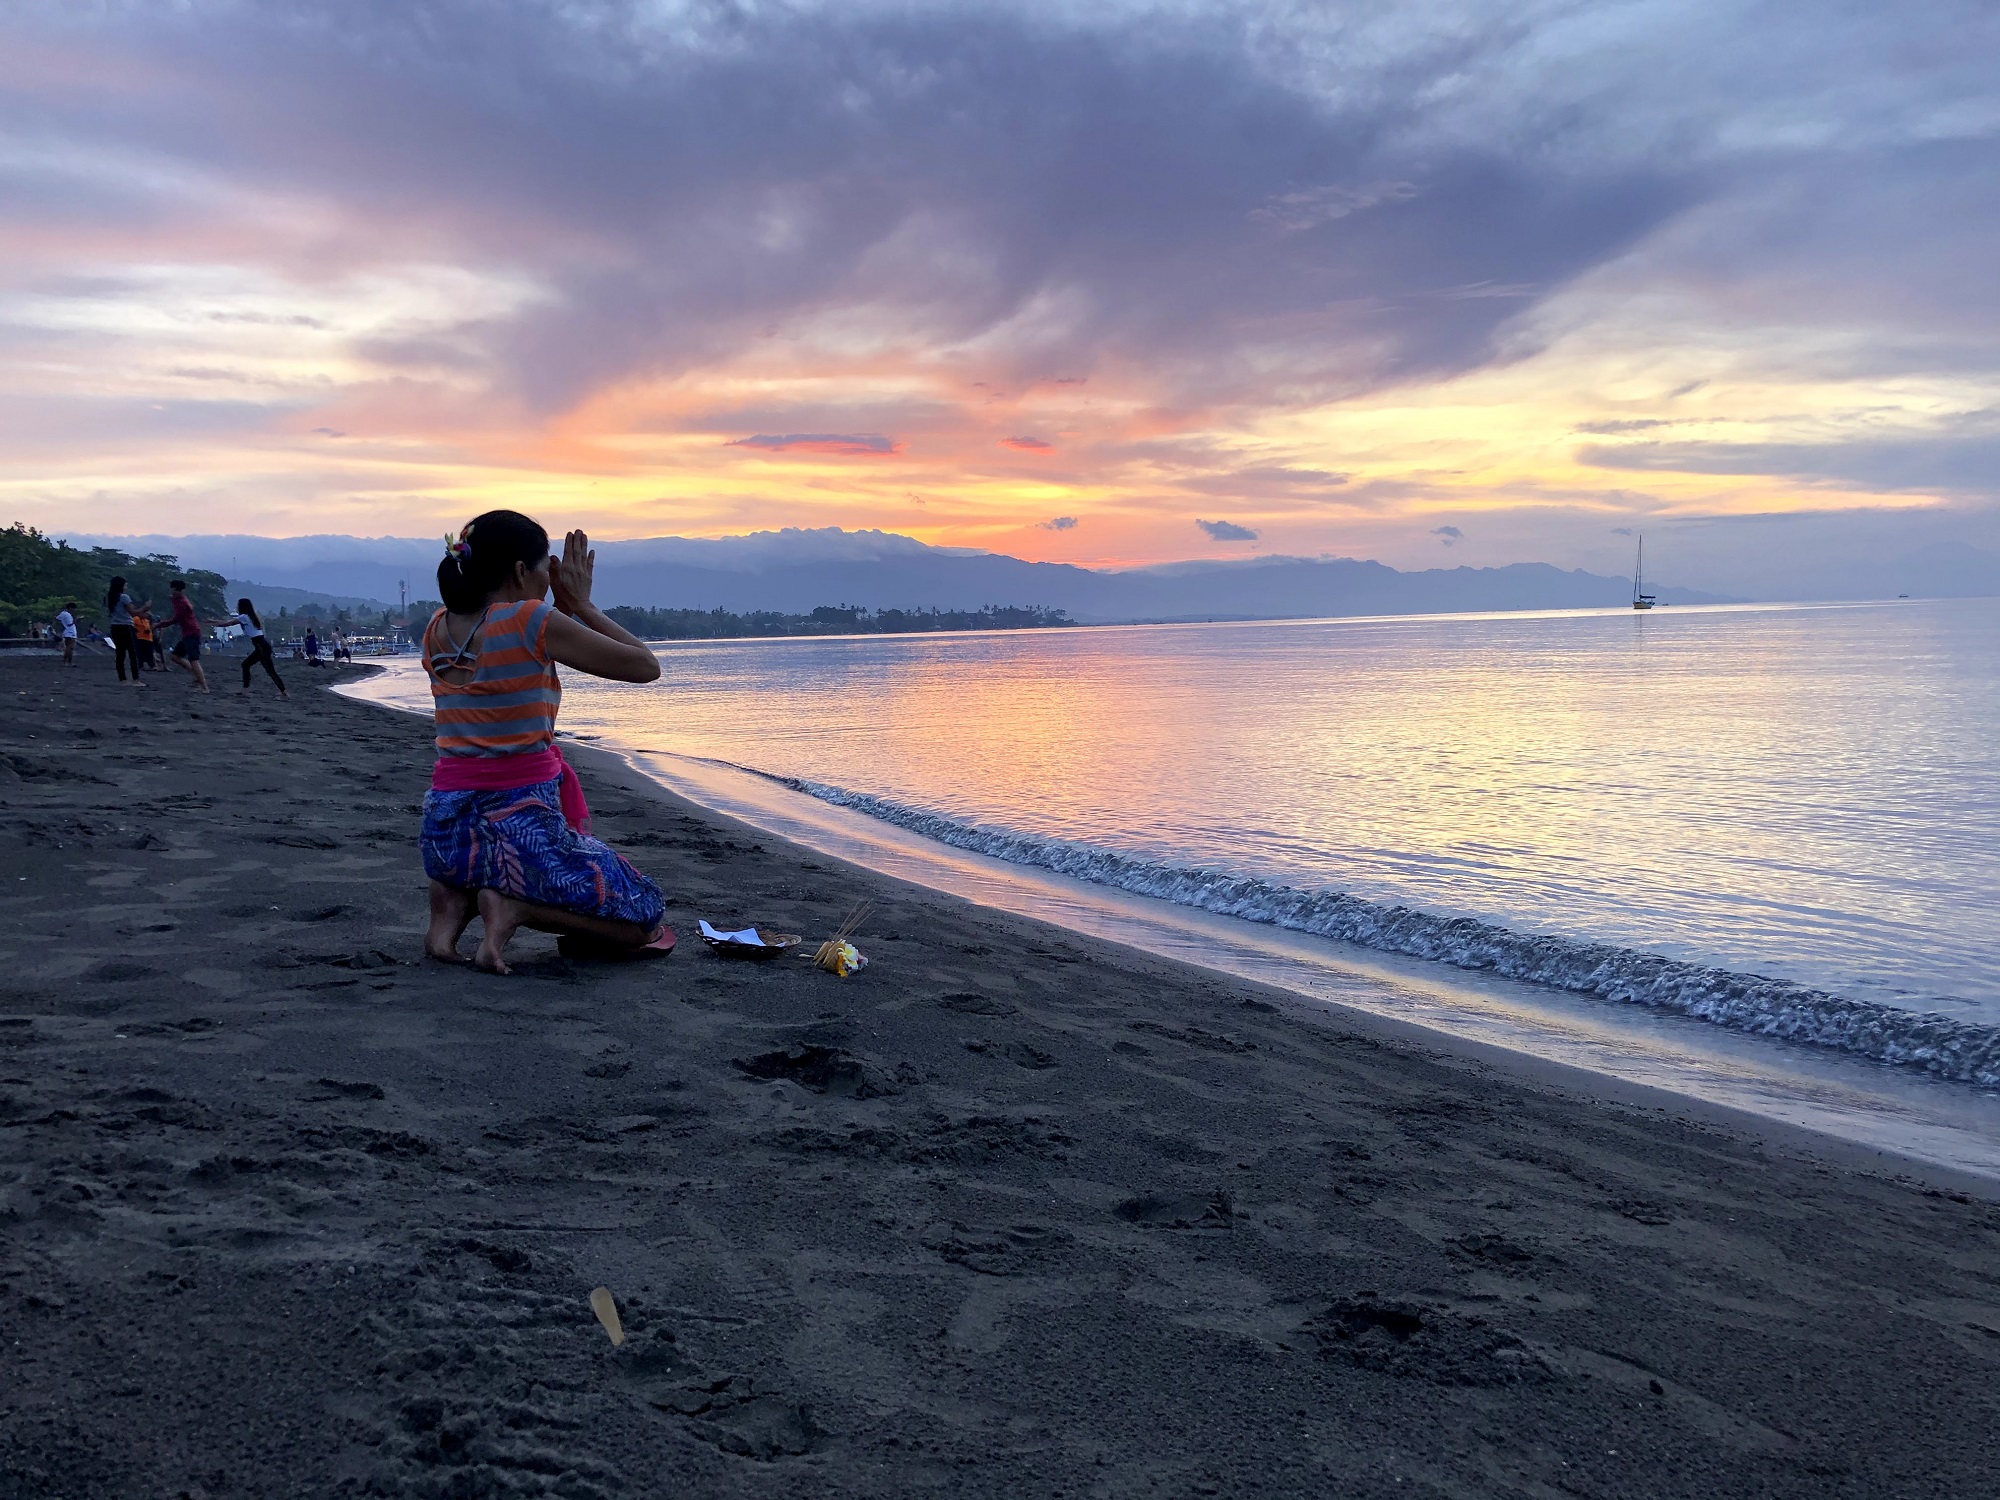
[443,528,474,571]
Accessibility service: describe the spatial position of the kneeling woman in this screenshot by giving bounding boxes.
[421,511,669,973]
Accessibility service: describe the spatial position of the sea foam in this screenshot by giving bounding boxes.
[765,772,2000,1089]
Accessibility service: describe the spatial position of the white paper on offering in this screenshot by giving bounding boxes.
[698,920,765,945]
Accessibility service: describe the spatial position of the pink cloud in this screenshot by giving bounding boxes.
[1001,436,1054,451]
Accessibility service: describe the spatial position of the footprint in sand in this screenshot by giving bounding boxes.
[304,1078,385,1102]
[734,1044,899,1099]
[963,1039,1058,1070]
[937,992,1017,1017]
[1114,1190,1236,1229]
[1305,1296,1561,1386]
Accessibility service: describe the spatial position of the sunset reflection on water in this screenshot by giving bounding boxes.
[383,598,2000,1018]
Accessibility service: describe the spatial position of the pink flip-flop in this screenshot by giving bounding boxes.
[557,925,676,962]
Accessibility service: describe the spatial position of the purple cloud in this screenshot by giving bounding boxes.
[727,434,899,456]
[7,0,1999,543]
[0,2,1700,420]
[1197,519,1258,542]
[1179,465,1350,498]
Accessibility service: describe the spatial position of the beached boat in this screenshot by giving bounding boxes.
[1632,535,1657,609]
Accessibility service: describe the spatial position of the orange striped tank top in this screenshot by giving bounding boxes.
[424,600,561,757]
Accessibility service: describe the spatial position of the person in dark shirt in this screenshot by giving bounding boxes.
[165,579,210,693]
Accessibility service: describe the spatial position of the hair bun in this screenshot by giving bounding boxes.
[436,510,548,614]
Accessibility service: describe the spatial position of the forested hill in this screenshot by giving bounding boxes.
[0,524,228,634]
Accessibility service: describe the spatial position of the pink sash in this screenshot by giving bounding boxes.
[430,745,591,834]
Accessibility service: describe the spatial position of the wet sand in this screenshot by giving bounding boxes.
[3,654,1998,1498]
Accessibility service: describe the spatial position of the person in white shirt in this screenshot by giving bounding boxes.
[55,603,77,667]
[212,597,287,699]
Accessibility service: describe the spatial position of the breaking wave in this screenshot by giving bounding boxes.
[760,772,2000,1089]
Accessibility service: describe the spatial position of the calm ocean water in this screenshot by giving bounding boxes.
[348,597,2000,1165]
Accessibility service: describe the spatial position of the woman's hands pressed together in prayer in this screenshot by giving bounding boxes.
[549,529,595,618]
[541,529,661,684]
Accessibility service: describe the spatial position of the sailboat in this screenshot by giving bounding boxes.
[1631,534,1657,610]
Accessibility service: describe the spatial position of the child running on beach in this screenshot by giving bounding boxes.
[166,579,210,692]
[420,510,669,973]
[131,606,159,671]
[221,599,287,698]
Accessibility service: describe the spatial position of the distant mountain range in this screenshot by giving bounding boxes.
[201,580,403,615]
[61,528,1746,622]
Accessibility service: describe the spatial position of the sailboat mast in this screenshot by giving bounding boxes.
[1630,533,1655,608]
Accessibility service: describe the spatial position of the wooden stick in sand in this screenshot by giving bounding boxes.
[589,1286,624,1346]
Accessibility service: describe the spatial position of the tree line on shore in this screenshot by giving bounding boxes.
[261,601,441,639]
[0,524,228,635]
[0,523,437,644]
[601,602,1075,640]
[4,522,1075,646]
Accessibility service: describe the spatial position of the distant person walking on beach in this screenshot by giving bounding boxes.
[105,577,145,686]
[166,579,209,693]
[55,603,77,666]
[223,598,287,698]
[420,510,668,973]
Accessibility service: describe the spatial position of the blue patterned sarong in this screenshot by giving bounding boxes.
[420,774,665,929]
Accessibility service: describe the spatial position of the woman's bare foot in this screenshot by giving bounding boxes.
[470,890,653,972]
[425,880,476,963]
[475,887,526,974]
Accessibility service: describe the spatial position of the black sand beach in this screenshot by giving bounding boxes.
[3,656,1998,1498]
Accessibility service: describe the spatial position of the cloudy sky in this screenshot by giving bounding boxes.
[4,0,1998,581]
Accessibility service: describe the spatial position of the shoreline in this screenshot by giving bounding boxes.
[344,663,2000,1189]
[567,735,2000,1202]
[5,657,1999,1496]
